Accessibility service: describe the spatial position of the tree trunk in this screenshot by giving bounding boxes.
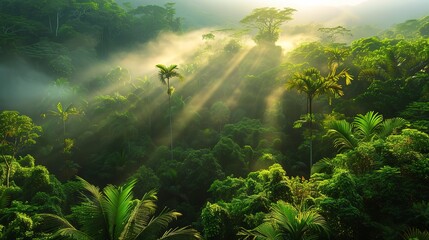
[2,155,11,187]
[55,10,59,37]
[168,79,173,161]
[308,96,313,174]
[48,16,53,33]
[5,163,10,188]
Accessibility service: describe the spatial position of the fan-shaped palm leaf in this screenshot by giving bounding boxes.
[326,120,358,152]
[353,111,383,141]
[270,201,299,235]
[402,227,429,240]
[379,117,408,139]
[297,210,329,240]
[271,201,329,240]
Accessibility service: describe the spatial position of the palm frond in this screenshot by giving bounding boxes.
[237,227,259,239]
[238,222,283,240]
[287,68,321,94]
[379,117,408,139]
[55,228,94,240]
[77,176,103,200]
[353,111,383,141]
[402,227,429,240]
[156,64,183,85]
[136,208,183,239]
[156,64,168,85]
[358,68,389,81]
[103,179,136,239]
[298,210,329,238]
[270,201,298,234]
[75,176,108,237]
[38,213,76,233]
[311,158,333,175]
[239,201,328,240]
[56,102,63,113]
[65,104,80,115]
[38,213,93,240]
[293,114,312,129]
[158,226,202,240]
[120,190,158,240]
[336,68,353,85]
[326,120,357,152]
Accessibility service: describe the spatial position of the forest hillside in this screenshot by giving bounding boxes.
[0,0,429,239]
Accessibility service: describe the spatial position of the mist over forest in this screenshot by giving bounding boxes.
[0,0,429,239]
[121,0,429,28]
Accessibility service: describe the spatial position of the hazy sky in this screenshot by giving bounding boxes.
[248,0,369,7]
[131,0,428,28]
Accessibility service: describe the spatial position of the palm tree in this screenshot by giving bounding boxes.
[44,102,80,138]
[39,177,201,240]
[238,201,329,240]
[156,64,183,160]
[286,67,352,170]
[326,111,407,152]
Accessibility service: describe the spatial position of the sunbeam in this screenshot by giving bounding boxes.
[167,46,254,145]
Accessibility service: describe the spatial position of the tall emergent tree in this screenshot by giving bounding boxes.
[40,177,201,240]
[156,64,183,160]
[240,7,296,45]
[0,111,42,187]
[286,67,352,171]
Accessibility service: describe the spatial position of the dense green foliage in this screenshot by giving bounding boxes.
[1,2,429,239]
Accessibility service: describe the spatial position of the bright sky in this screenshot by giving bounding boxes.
[293,0,368,6]
[259,0,369,7]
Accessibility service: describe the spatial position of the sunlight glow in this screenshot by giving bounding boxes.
[258,0,369,7]
[171,46,253,141]
[288,0,368,7]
